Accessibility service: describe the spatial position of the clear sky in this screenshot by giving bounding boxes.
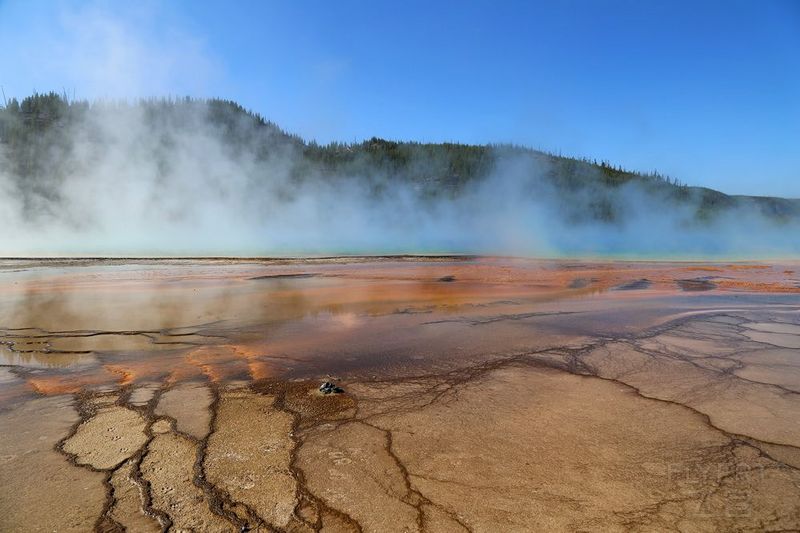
[1,0,798,197]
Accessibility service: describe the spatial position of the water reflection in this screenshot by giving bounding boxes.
[0,259,798,403]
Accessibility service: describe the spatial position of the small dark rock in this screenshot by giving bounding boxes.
[438,275,456,282]
[319,381,344,394]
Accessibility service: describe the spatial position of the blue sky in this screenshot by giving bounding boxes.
[1,0,798,197]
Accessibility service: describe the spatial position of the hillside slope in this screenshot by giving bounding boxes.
[1,93,797,222]
[0,93,797,256]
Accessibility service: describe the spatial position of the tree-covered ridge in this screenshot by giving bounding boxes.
[1,92,798,224]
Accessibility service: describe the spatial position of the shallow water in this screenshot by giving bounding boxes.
[0,257,798,405]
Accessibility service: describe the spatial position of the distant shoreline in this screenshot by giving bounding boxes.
[0,255,797,265]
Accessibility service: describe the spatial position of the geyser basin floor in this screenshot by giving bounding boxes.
[0,257,799,532]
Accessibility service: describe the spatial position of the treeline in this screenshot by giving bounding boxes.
[0,92,674,190]
[1,92,798,223]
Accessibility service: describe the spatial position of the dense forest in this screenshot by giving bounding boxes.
[1,92,798,228]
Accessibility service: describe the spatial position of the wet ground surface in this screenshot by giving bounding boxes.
[0,257,799,532]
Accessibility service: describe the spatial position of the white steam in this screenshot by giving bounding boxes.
[0,100,798,259]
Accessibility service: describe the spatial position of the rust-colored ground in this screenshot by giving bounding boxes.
[0,257,799,532]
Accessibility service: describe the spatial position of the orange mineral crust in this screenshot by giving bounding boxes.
[0,257,798,396]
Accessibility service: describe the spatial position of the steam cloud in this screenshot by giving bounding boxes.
[0,98,798,259]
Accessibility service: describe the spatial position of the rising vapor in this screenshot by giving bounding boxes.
[0,96,798,258]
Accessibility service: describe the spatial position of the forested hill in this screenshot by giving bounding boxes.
[1,92,798,226]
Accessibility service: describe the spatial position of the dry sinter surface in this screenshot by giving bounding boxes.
[0,257,799,532]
